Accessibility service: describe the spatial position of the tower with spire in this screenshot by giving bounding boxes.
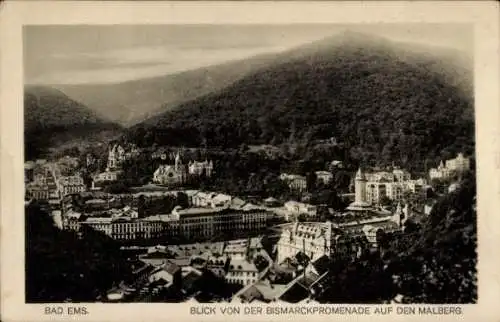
[346,167,371,211]
[174,151,182,171]
[152,149,187,186]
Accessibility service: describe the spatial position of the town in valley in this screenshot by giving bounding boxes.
[24,25,476,305]
[25,142,474,304]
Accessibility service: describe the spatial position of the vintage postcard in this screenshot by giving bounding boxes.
[1,1,499,322]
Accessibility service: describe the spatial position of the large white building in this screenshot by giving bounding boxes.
[66,205,271,242]
[283,201,317,218]
[188,160,214,177]
[191,192,232,208]
[276,221,345,264]
[107,144,126,170]
[225,259,260,286]
[351,167,426,205]
[57,175,86,197]
[279,173,307,192]
[172,206,269,240]
[153,153,215,186]
[429,153,471,180]
[93,170,122,183]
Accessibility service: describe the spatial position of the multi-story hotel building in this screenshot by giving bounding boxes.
[66,205,271,242]
[429,153,471,180]
[25,183,50,200]
[57,175,86,197]
[79,215,170,241]
[353,167,427,205]
[225,259,260,286]
[172,206,269,240]
[276,221,346,264]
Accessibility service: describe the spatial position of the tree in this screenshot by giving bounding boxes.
[297,213,308,222]
[103,181,130,194]
[333,171,352,192]
[306,171,317,192]
[26,202,132,302]
[379,196,392,207]
[176,192,190,209]
[137,194,146,217]
[376,229,390,250]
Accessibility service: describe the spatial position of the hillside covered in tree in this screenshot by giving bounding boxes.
[54,52,279,126]
[25,202,132,302]
[389,170,477,303]
[24,85,122,160]
[127,32,474,172]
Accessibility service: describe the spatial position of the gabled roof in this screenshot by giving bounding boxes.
[163,261,181,275]
[239,285,264,303]
[297,272,320,289]
[141,250,171,259]
[182,271,202,292]
[264,196,279,202]
[278,283,309,303]
[311,255,330,276]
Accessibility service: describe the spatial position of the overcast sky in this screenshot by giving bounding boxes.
[24,24,473,85]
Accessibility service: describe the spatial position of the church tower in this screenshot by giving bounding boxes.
[174,151,182,171]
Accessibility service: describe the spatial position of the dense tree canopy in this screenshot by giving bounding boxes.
[126,36,474,173]
[24,86,122,160]
[25,202,131,302]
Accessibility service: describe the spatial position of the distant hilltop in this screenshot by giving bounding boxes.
[123,31,474,171]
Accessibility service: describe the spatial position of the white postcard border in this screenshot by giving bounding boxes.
[1,1,499,322]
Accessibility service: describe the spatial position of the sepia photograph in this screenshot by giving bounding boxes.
[23,22,477,305]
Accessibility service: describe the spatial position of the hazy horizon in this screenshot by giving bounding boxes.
[24,24,473,85]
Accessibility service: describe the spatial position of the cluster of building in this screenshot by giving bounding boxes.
[279,174,307,192]
[92,145,216,187]
[63,199,272,242]
[224,168,413,304]
[25,158,86,205]
[106,144,141,171]
[279,170,334,192]
[106,237,272,302]
[429,153,471,180]
[27,148,445,304]
[91,144,140,185]
[153,151,214,186]
[356,167,428,205]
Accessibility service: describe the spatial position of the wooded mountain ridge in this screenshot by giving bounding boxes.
[125,32,474,171]
[24,85,122,160]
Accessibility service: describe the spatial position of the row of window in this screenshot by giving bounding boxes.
[228,271,257,277]
[226,278,256,285]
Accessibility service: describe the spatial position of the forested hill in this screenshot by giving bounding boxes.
[25,85,122,160]
[387,170,477,303]
[127,32,474,171]
[25,201,131,302]
[53,52,279,126]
